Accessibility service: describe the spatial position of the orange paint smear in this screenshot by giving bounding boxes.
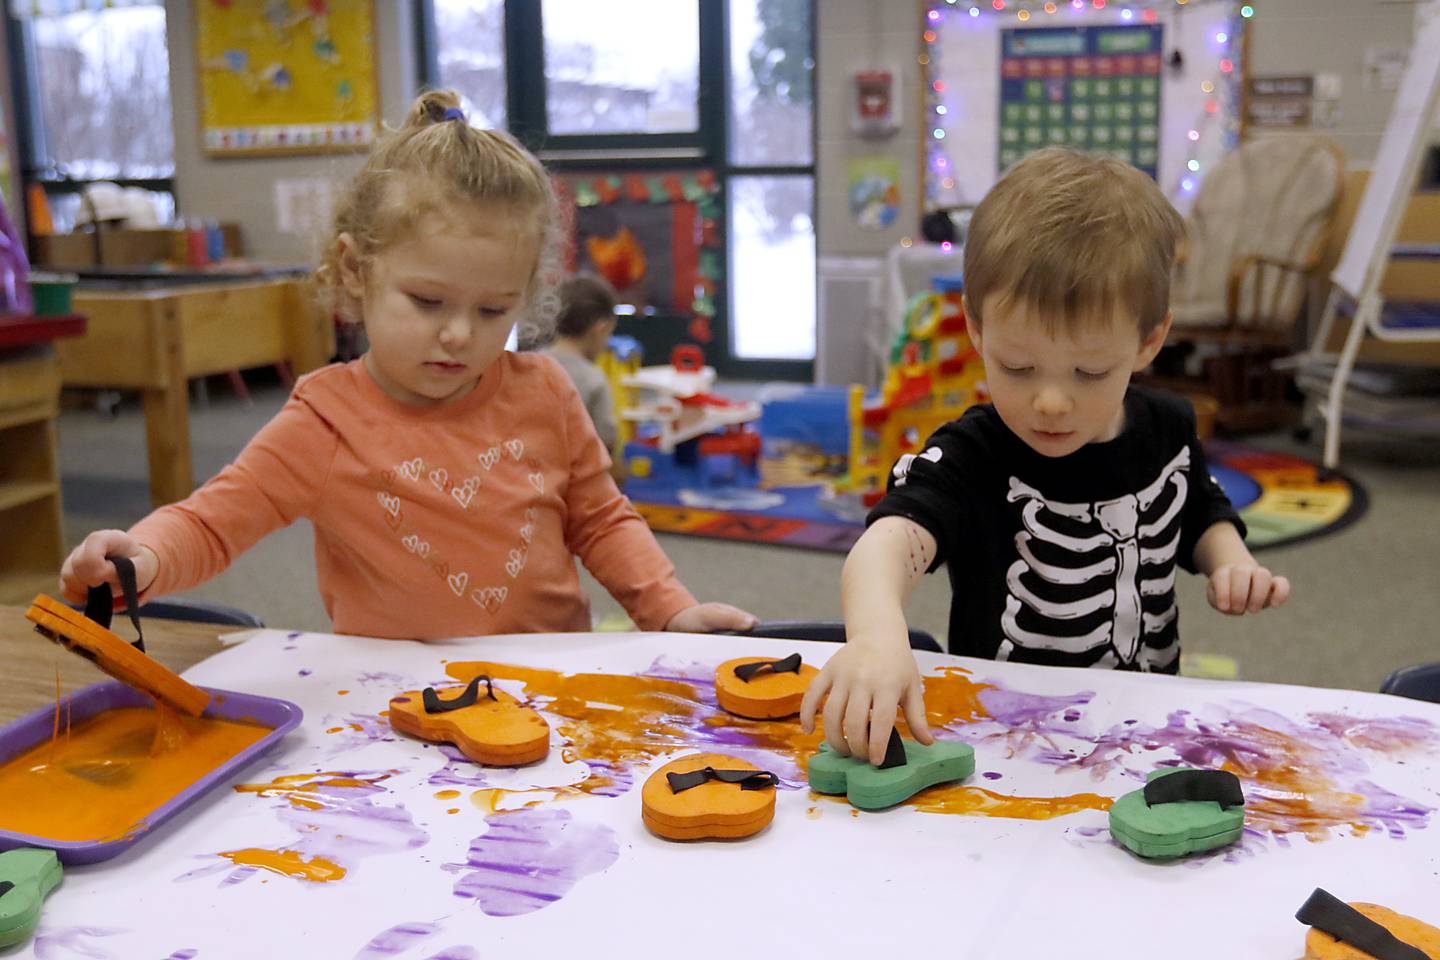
[439,661,1061,816]
[0,706,270,842]
[433,789,461,800]
[922,667,996,726]
[909,785,1113,819]
[469,787,563,813]
[446,661,720,792]
[219,848,346,882]
[233,771,389,811]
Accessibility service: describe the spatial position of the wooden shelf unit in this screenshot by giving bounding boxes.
[0,347,67,604]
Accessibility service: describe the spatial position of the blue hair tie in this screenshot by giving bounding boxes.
[441,106,467,123]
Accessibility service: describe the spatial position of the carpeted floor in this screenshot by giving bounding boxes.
[54,376,1440,694]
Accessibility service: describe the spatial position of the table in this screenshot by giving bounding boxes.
[0,604,227,724]
[4,626,1436,957]
[56,276,334,506]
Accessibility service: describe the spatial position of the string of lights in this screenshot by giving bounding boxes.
[921,0,1254,208]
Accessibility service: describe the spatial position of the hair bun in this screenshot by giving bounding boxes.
[406,89,464,129]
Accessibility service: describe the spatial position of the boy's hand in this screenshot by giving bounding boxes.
[665,602,758,634]
[1206,562,1290,615]
[799,640,934,766]
[60,530,159,606]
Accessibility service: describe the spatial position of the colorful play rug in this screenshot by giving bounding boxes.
[626,441,1366,554]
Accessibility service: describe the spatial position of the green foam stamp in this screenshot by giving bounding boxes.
[0,848,63,948]
[807,728,975,810]
[1108,767,1246,860]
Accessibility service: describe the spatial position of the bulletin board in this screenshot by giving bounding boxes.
[566,171,722,346]
[998,25,1163,178]
[196,0,379,156]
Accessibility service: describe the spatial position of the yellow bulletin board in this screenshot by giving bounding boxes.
[196,0,379,156]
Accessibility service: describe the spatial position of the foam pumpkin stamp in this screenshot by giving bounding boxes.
[1297,888,1440,960]
[26,558,210,717]
[714,653,818,719]
[808,728,975,810]
[0,848,62,949]
[388,675,550,766]
[642,753,779,841]
[1108,767,1246,860]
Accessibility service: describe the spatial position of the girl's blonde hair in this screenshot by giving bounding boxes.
[316,89,563,344]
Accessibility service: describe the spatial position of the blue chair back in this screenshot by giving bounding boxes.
[1380,663,1440,704]
[729,620,943,654]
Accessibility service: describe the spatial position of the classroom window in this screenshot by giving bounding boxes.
[23,5,174,180]
[430,0,507,129]
[420,0,816,378]
[541,0,700,135]
[727,0,813,167]
[729,175,815,360]
[726,0,815,362]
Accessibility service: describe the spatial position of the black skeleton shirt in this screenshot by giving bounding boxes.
[869,387,1243,672]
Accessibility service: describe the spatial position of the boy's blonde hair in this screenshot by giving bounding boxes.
[316,89,562,344]
[963,147,1183,340]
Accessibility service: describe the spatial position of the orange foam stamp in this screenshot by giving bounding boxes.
[1297,888,1439,960]
[713,653,818,719]
[388,675,549,766]
[641,753,778,841]
[25,558,210,717]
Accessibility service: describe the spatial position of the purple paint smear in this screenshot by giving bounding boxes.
[427,744,493,789]
[424,950,479,960]
[177,772,428,886]
[446,807,619,917]
[355,671,411,687]
[1050,705,1436,840]
[32,926,128,959]
[166,952,199,960]
[353,921,442,958]
[318,712,401,758]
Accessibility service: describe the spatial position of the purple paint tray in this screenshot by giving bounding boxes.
[0,680,302,865]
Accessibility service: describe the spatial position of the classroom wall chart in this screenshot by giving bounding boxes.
[998,25,1164,178]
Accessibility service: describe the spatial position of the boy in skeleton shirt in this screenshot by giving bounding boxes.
[800,148,1291,765]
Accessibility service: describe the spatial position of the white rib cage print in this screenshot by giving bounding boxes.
[998,446,1190,669]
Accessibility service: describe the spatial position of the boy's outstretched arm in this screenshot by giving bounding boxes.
[1193,520,1291,615]
[799,516,937,765]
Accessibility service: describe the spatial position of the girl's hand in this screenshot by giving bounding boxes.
[1206,562,1290,615]
[799,639,934,766]
[665,602,759,634]
[60,531,159,606]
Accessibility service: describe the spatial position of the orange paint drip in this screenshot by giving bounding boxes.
[50,667,61,766]
[434,789,461,800]
[218,848,346,882]
[0,706,271,842]
[909,785,1113,819]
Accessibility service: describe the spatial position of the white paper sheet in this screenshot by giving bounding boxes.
[20,630,1440,960]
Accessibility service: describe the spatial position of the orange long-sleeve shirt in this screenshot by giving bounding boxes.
[129,354,696,638]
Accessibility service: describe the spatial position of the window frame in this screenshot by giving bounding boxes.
[417,0,816,381]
